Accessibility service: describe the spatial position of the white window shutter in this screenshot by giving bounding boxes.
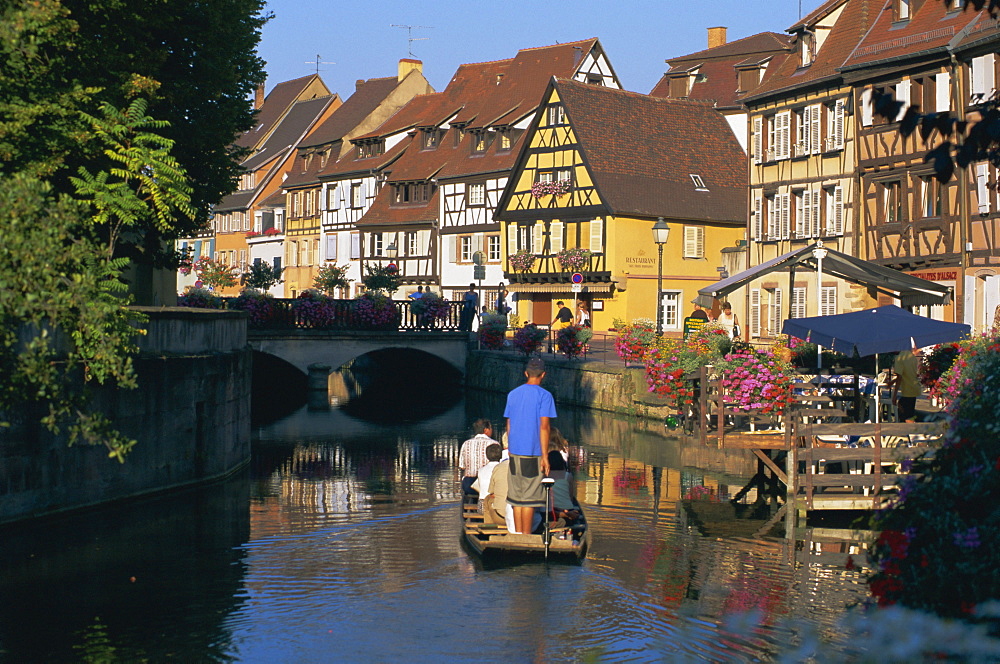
[811,189,821,237]
[684,226,696,257]
[862,88,874,127]
[696,226,705,258]
[834,99,845,148]
[796,192,807,238]
[750,289,761,336]
[809,104,822,154]
[507,223,518,253]
[752,196,763,241]
[777,111,790,159]
[350,232,360,259]
[833,186,844,235]
[895,80,911,121]
[936,73,950,112]
[753,116,763,164]
[532,223,544,254]
[550,221,564,253]
[977,163,991,215]
[780,193,791,240]
[326,234,337,261]
[771,288,783,335]
[589,218,604,252]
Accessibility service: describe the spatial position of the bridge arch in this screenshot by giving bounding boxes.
[247,330,469,378]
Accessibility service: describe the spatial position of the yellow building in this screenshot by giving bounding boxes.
[740,0,872,337]
[495,79,747,333]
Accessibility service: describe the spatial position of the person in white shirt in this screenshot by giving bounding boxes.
[474,443,503,512]
[457,419,499,498]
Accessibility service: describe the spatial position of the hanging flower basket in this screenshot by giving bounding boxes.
[530,178,572,199]
[509,249,536,272]
[556,248,592,272]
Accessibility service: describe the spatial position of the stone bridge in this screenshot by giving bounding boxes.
[247,329,470,378]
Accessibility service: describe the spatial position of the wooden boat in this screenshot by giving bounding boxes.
[461,501,591,560]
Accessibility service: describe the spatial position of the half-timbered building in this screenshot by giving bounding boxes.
[495,79,747,331]
[279,61,432,296]
[435,39,621,303]
[211,79,339,295]
[740,0,875,339]
[840,1,1000,328]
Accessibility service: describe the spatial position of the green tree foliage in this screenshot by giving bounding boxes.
[242,260,283,291]
[194,257,239,291]
[0,176,142,461]
[313,264,352,295]
[361,263,401,295]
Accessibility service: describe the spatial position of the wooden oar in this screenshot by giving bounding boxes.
[541,477,555,559]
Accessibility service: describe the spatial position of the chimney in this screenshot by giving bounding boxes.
[708,26,727,49]
[356,79,365,92]
[398,58,423,82]
[254,83,265,110]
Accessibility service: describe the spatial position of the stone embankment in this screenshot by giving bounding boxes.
[0,308,251,525]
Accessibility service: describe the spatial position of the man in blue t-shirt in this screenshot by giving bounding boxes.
[504,357,557,535]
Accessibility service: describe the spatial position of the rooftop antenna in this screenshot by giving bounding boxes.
[391,24,433,58]
[306,54,336,74]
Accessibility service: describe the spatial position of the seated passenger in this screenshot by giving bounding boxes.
[474,443,503,512]
[546,450,580,526]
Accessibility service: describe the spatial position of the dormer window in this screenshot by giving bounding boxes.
[422,129,440,149]
[800,32,815,68]
[356,139,385,159]
[690,174,708,191]
[393,181,433,204]
[738,68,761,92]
[894,0,910,21]
[471,130,493,153]
[668,74,690,98]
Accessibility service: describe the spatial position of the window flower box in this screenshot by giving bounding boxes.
[509,249,536,272]
[531,178,572,199]
[556,247,592,271]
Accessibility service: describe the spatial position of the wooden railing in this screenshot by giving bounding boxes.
[227,298,467,331]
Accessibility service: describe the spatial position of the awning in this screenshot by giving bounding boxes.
[695,243,952,308]
[507,282,615,294]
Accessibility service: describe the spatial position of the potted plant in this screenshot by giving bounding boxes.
[352,291,400,330]
[512,323,546,356]
[410,291,451,326]
[509,249,536,272]
[478,313,508,350]
[556,248,592,272]
[176,286,224,309]
[228,289,277,327]
[291,289,338,328]
[313,264,352,296]
[530,178,572,199]
[613,318,657,364]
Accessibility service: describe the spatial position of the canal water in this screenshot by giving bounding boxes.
[0,389,872,662]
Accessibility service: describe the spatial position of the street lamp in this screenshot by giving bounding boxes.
[652,217,670,336]
[385,241,398,260]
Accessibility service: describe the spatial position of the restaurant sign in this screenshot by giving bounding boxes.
[909,270,957,281]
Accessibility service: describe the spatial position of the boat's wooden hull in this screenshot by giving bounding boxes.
[461,504,590,560]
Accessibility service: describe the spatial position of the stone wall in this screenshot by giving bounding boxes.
[0,308,251,525]
[466,351,674,418]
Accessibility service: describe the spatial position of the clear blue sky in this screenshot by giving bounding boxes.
[258,1,806,97]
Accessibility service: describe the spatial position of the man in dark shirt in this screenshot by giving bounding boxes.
[551,301,573,330]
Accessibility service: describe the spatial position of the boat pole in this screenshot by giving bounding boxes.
[542,478,555,559]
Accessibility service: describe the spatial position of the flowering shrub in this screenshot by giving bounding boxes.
[292,289,338,328]
[313,264,351,295]
[530,178,572,199]
[177,287,224,309]
[645,341,699,408]
[409,291,451,321]
[614,318,657,364]
[867,342,1000,619]
[929,335,1000,405]
[245,230,260,238]
[509,249,536,272]
[262,227,281,236]
[478,313,508,350]
[556,324,587,359]
[228,289,277,327]
[512,323,546,356]
[352,292,399,330]
[192,256,239,290]
[921,341,962,392]
[555,247,591,272]
[714,349,795,414]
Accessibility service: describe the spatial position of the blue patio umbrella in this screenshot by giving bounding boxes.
[781,305,970,357]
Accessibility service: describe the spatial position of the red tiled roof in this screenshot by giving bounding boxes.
[841,2,982,70]
[316,136,411,180]
[746,0,881,102]
[284,76,408,188]
[552,79,746,223]
[457,38,601,128]
[355,189,441,228]
[651,32,793,106]
[235,75,325,149]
